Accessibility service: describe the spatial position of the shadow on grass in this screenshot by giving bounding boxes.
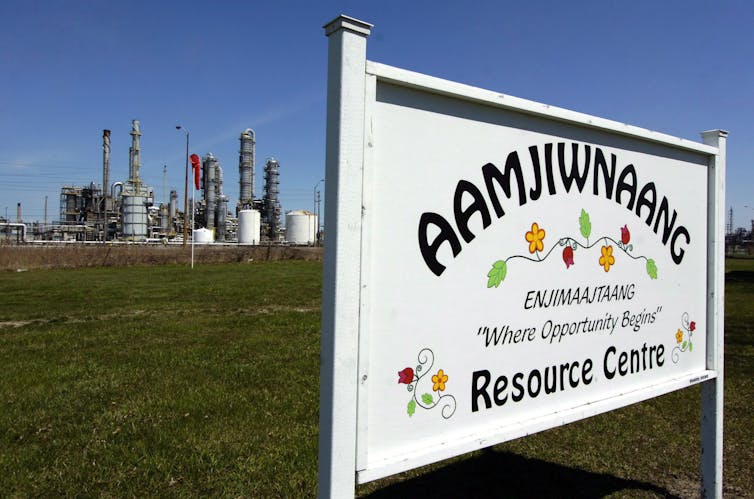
[725,270,754,284]
[362,450,679,499]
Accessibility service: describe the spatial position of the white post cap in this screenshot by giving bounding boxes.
[324,15,373,37]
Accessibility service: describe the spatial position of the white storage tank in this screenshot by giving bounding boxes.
[238,209,261,245]
[193,227,214,244]
[122,193,148,240]
[285,210,317,245]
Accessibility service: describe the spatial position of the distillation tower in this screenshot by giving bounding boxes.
[263,157,282,240]
[121,120,151,240]
[201,153,228,241]
[238,129,255,212]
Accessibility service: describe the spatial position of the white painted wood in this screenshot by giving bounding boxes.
[359,369,717,483]
[358,73,714,481]
[366,61,718,156]
[700,129,727,499]
[319,15,372,499]
[355,73,378,472]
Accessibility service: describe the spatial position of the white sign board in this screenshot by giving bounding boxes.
[319,16,725,498]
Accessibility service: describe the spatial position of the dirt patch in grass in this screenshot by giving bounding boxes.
[0,320,36,329]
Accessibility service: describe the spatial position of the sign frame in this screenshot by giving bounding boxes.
[318,15,725,498]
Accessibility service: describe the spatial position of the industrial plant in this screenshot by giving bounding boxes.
[0,121,321,246]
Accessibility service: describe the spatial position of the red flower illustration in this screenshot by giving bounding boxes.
[398,367,414,384]
[562,246,574,269]
[621,225,630,245]
[689,321,696,332]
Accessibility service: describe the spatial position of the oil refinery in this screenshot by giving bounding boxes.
[0,121,320,246]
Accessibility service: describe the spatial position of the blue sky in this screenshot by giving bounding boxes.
[1,1,752,228]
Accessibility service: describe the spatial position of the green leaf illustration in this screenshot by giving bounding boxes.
[579,209,592,240]
[682,341,687,349]
[689,341,693,352]
[646,259,658,279]
[487,260,507,288]
[407,398,416,417]
[421,393,434,405]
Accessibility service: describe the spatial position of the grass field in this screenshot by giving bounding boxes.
[0,260,751,497]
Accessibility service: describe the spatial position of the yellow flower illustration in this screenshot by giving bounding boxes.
[432,369,448,392]
[676,329,683,344]
[525,223,546,253]
[599,245,615,272]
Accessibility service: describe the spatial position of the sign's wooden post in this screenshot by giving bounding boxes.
[701,129,727,499]
[318,15,372,499]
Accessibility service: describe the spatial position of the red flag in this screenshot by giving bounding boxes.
[190,154,201,190]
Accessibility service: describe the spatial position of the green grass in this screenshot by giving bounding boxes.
[0,262,322,496]
[0,260,752,497]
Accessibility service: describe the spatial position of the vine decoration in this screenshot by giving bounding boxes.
[487,209,658,288]
[672,313,697,363]
[397,348,457,419]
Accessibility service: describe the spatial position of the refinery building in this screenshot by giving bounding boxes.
[1,121,319,246]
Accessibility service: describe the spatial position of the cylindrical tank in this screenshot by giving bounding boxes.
[159,203,169,231]
[194,227,214,244]
[238,209,261,244]
[285,210,317,245]
[168,189,177,225]
[122,193,147,240]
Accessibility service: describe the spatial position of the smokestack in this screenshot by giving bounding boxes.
[103,129,111,202]
[17,202,21,223]
[103,129,111,240]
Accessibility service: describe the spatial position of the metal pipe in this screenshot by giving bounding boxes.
[111,181,123,199]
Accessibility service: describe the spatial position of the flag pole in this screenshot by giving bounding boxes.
[191,174,195,270]
[188,153,202,270]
